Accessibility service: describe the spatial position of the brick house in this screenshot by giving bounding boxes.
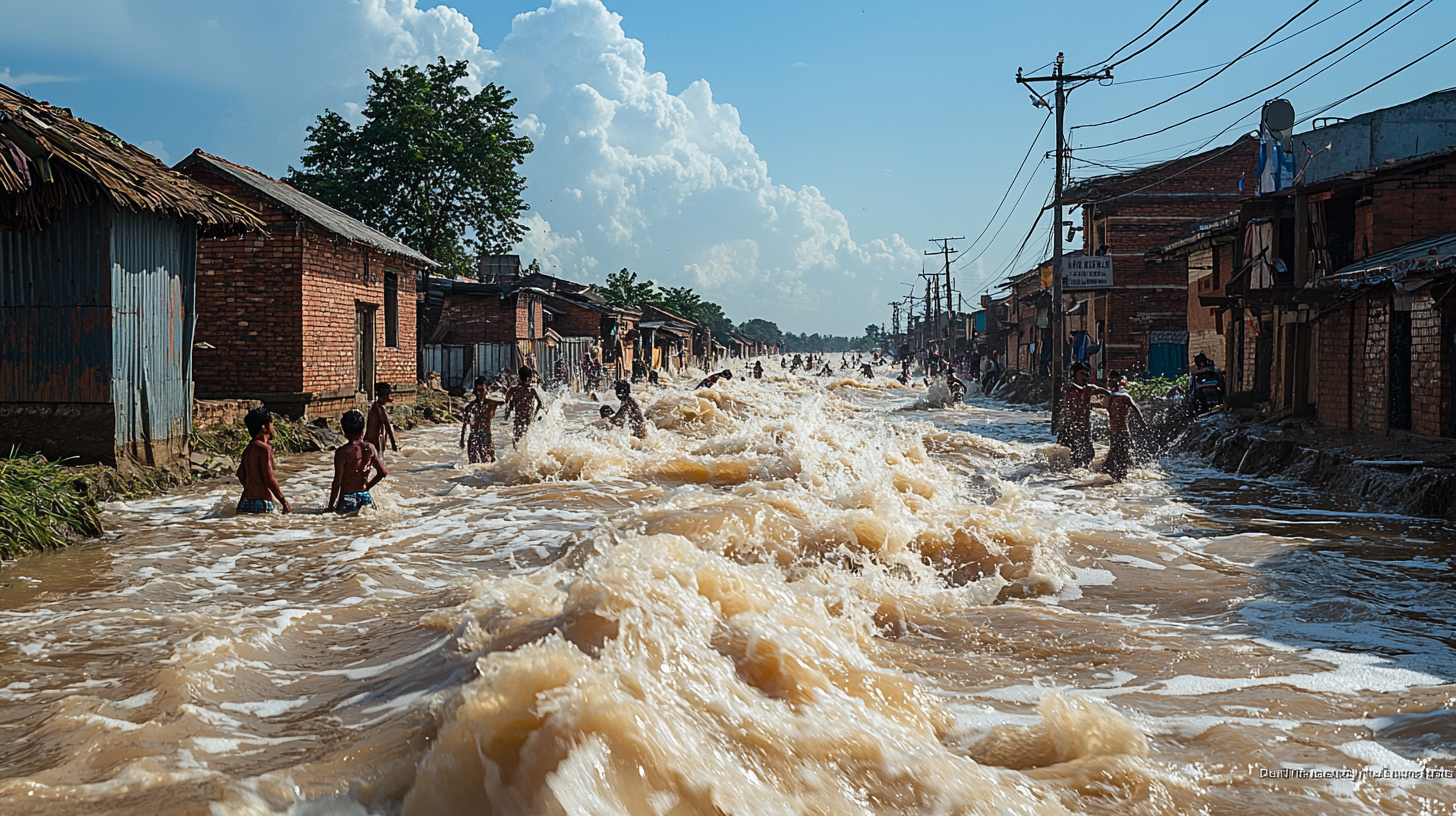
[1150,213,1240,373]
[1063,136,1259,380]
[419,260,639,390]
[175,150,435,417]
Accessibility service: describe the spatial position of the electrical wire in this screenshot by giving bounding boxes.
[950,111,1052,263]
[1299,32,1456,122]
[1075,0,1422,151]
[968,188,1054,301]
[1113,0,1365,85]
[1079,0,1321,129]
[1106,0,1212,71]
[1078,0,1187,73]
[953,155,1049,273]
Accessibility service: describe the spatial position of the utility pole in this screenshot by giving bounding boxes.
[1016,54,1110,431]
[926,238,962,351]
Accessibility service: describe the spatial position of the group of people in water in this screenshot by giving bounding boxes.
[234,352,1165,515]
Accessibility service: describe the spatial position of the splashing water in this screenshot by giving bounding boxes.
[3,365,1456,816]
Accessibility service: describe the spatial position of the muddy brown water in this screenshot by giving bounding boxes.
[2,370,1455,815]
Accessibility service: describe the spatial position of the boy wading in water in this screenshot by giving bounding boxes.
[328,410,387,514]
[1059,362,1107,470]
[460,376,505,463]
[1101,372,1147,482]
[609,380,648,439]
[503,366,544,442]
[236,407,290,514]
[365,382,399,458]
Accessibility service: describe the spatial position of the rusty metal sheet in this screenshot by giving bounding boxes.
[0,201,112,402]
[110,209,197,450]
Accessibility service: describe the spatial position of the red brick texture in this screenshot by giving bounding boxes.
[182,165,421,416]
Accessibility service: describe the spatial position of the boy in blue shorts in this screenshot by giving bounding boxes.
[327,409,387,514]
[236,407,291,514]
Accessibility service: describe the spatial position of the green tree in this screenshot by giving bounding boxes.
[864,324,881,340]
[285,58,533,278]
[599,268,662,308]
[736,318,783,347]
[659,286,703,320]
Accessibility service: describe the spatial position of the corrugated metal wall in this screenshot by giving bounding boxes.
[423,343,515,389]
[110,210,197,457]
[0,202,112,402]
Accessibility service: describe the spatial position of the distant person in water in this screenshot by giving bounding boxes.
[609,380,648,439]
[599,404,614,420]
[819,361,834,376]
[946,366,966,402]
[328,409,387,514]
[753,361,764,379]
[1101,371,1146,482]
[698,370,733,388]
[236,407,290,514]
[860,362,874,380]
[459,376,505,464]
[1059,362,1107,470]
[366,382,399,459]
[503,366,544,441]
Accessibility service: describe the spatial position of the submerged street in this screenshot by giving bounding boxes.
[3,372,1455,815]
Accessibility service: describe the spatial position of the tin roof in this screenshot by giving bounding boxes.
[1324,232,1456,283]
[0,83,263,233]
[176,150,436,267]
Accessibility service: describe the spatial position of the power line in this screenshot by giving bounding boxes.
[951,111,1052,263]
[1300,32,1456,122]
[968,188,1053,301]
[952,154,1049,273]
[1079,0,1321,129]
[1113,0,1366,86]
[1078,0,1187,72]
[1074,0,1422,151]
[1105,0,1212,70]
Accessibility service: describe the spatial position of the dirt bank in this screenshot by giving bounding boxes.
[1175,412,1456,518]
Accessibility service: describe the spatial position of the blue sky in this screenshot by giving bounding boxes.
[2,0,1452,334]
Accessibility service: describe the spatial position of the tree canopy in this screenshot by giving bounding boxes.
[599,268,663,308]
[285,58,533,278]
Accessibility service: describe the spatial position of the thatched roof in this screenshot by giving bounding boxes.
[0,83,264,233]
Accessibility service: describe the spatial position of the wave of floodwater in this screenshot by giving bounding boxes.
[2,364,1455,816]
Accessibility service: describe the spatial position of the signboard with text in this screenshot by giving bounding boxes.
[1063,255,1113,289]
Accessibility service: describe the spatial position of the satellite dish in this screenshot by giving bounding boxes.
[1262,98,1296,150]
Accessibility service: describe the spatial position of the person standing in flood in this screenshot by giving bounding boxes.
[459,376,505,464]
[1101,372,1146,482]
[236,407,291,515]
[503,366,545,442]
[328,410,387,514]
[365,382,399,459]
[1059,362,1106,470]
[753,361,764,379]
[609,380,648,439]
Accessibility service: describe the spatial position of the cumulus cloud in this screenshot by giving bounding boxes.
[360,0,917,332]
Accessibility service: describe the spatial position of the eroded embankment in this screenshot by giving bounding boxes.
[1176,413,1456,517]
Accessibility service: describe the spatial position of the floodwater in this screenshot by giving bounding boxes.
[3,366,1456,816]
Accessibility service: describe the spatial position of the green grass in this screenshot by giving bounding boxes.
[0,450,104,559]
[191,416,317,459]
[1124,376,1182,401]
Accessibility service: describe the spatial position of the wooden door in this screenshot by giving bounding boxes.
[356,303,376,400]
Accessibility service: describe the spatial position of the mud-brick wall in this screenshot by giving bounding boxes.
[1411,293,1452,437]
[1358,158,1456,260]
[1318,306,1353,429]
[188,179,305,397]
[299,229,418,400]
[547,302,604,337]
[438,294,519,344]
[1361,298,1389,434]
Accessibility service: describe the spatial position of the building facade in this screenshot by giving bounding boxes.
[176,150,434,418]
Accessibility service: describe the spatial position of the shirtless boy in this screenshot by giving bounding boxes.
[503,366,544,441]
[236,407,290,514]
[365,382,399,458]
[459,376,505,463]
[1059,362,1107,470]
[1101,372,1146,482]
[753,361,764,379]
[328,409,387,514]
[609,380,648,439]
